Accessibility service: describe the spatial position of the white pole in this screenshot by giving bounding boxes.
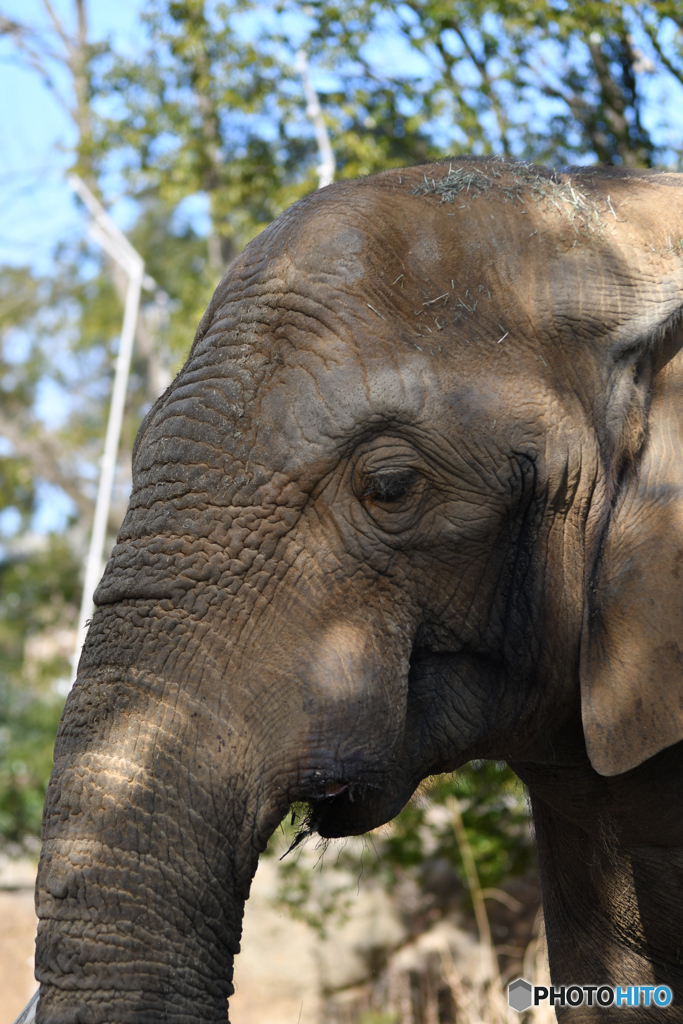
[68,175,148,278]
[68,177,146,684]
[12,990,38,1024]
[296,50,335,188]
[71,264,143,679]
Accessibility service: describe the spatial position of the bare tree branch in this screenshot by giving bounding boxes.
[0,410,120,534]
[75,0,87,54]
[0,412,91,517]
[0,12,71,114]
[1,2,98,178]
[639,15,683,89]
[40,0,70,52]
[442,21,512,158]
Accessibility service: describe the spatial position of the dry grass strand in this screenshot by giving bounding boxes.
[410,160,608,234]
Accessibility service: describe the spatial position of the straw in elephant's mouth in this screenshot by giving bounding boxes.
[279,777,384,856]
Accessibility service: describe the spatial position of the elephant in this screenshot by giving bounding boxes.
[34,157,683,1023]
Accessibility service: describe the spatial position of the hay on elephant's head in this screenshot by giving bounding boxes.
[410,159,610,233]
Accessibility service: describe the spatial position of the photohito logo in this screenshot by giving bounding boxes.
[508,980,673,1012]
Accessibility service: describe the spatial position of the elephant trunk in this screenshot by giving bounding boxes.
[35,586,408,1021]
[34,663,283,1024]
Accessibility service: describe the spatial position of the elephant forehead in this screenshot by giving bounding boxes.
[254,353,430,464]
[288,224,368,282]
[133,172,602,512]
[136,340,432,497]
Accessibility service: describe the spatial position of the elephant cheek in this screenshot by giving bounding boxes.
[297,621,409,781]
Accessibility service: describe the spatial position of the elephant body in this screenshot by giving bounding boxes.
[35,160,683,1021]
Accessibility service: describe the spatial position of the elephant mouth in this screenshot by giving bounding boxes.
[323,780,348,797]
[306,775,409,838]
[287,722,410,838]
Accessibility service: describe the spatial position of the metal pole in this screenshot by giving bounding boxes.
[12,989,38,1024]
[71,263,143,678]
[296,50,335,188]
[68,175,149,279]
[67,176,146,684]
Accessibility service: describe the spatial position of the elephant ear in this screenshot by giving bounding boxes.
[582,330,683,776]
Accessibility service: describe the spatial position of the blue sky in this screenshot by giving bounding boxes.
[0,1,342,270]
[0,1,143,270]
[3,1,683,275]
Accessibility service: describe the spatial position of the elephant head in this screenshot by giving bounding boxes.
[35,160,683,1021]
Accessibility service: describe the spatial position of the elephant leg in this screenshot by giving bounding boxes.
[529,795,683,1021]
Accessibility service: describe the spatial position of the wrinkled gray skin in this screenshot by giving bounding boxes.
[35,160,683,1022]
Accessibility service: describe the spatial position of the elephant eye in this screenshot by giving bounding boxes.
[363,470,419,506]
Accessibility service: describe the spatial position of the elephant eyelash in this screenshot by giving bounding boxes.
[363,470,419,504]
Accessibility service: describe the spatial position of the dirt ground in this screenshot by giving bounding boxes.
[0,855,545,1024]
[0,857,402,1024]
[0,858,321,1024]
[0,889,38,1024]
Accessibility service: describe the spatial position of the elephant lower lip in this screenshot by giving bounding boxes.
[324,781,348,797]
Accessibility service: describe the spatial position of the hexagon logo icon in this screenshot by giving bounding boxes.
[508,978,533,1012]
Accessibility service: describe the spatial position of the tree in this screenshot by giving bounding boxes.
[95,2,683,297]
[296,0,683,167]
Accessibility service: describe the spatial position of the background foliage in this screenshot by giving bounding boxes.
[272,762,533,938]
[0,0,682,936]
